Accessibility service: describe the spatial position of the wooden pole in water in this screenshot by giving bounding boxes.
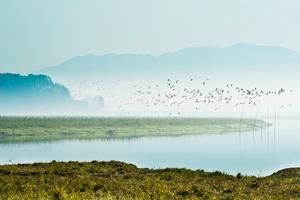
[260,123,263,144]
[253,110,259,135]
[239,104,245,148]
[258,106,263,143]
[267,108,270,150]
[273,107,277,150]
[135,116,137,135]
[252,110,259,145]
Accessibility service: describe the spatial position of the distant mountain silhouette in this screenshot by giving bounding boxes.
[39,44,300,81]
[0,73,104,115]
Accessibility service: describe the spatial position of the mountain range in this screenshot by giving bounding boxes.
[38,44,300,84]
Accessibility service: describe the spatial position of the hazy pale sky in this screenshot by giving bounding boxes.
[1,0,300,72]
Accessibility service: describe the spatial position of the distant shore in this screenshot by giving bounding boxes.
[0,116,269,143]
[0,160,299,199]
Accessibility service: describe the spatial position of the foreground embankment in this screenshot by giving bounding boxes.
[0,161,299,199]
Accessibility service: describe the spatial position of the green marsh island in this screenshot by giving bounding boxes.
[0,116,268,143]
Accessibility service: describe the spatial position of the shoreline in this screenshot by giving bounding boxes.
[0,160,294,178]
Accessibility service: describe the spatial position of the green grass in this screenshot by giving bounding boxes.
[0,161,299,200]
[0,117,268,143]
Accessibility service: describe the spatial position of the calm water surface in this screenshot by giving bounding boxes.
[1,118,300,176]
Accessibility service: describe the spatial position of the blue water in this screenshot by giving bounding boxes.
[1,118,300,176]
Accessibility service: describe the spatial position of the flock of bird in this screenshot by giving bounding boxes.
[128,78,293,115]
[71,77,294,115]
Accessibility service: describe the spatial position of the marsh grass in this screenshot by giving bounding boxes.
[0,117,269,143]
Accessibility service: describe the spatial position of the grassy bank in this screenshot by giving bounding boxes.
[0,117,268,143]
[0,161,299,199]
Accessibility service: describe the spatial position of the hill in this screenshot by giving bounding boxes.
[0,73,103,115]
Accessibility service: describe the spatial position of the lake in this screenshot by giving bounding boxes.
[1,118,300,176]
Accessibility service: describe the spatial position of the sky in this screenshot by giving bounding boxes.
[1,0,300,72]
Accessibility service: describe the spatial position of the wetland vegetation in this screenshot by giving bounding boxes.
[0,117,268,143]
[0,161,299,200]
